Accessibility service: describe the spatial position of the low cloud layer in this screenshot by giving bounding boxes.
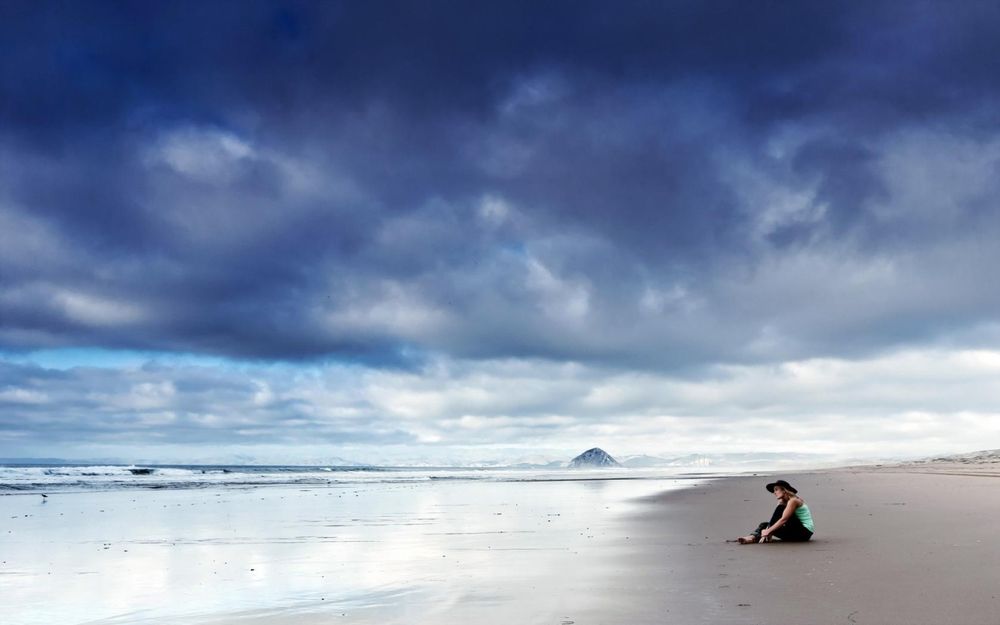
[3,2,1000,460]
[4,349,999,463]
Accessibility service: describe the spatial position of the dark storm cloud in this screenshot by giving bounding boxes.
[3,1,1000,368]
[0,1,847,137]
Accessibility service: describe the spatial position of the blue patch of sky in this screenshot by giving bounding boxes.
[1,348,254,371]
[0,347,405,376]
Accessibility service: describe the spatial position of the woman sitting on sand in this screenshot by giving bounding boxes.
[737,479,814,543]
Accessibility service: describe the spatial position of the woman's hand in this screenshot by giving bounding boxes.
[759,528,773,543]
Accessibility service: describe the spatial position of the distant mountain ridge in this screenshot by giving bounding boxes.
[617,452,845,468]
[916,449,1000,464]
[568,448,621,468]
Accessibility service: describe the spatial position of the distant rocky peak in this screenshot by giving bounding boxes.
[568,447,621,468]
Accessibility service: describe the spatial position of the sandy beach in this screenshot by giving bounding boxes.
[7,464,1000,625]
[585,465,1000,625]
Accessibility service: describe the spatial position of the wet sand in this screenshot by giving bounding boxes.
[587,466,1000,625]
[10,465,997,625]
[2,475,698,625]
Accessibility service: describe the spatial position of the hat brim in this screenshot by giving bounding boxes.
[766,481,797,494]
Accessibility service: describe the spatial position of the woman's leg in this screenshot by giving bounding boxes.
[751,521,770,540]
[768,503,786,526]
[737,521,770,543]
[771,513,813,542]
[748,504,786,541]
[740,505,806,543]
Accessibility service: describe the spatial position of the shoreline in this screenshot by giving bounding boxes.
[11,464,999,624]
[2,474,696,625]
[583,466,1000,624]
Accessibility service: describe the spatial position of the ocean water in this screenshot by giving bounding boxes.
[2,465,718,625]
[0,463,725,492]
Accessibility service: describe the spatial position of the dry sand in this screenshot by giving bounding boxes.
[584,466,1000,625]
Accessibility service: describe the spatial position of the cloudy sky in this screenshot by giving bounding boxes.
[2,1,1000,464]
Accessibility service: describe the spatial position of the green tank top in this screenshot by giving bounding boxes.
[795,503,815,533]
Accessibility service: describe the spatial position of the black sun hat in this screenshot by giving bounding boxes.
[766,479,798,494]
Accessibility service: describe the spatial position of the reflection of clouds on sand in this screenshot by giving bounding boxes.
[3,477,699,625]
